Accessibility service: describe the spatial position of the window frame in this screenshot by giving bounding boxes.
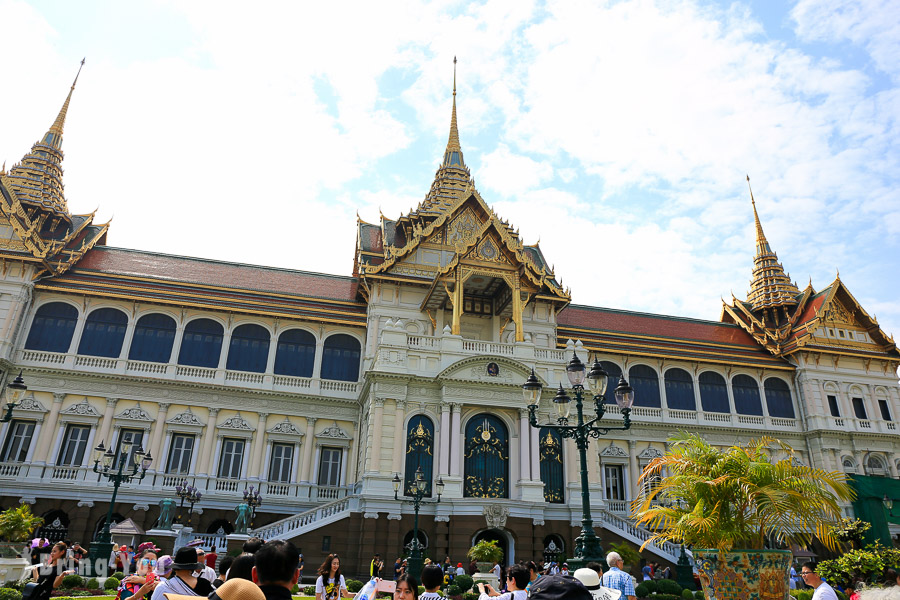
[165,433,196,475]
[268,442,295,483]
[57,423,91,467]
[317,446,343,487]
[217,437,246,479]
[1,419,36,462]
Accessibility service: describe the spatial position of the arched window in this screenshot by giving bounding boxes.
[600,361,622,405]
[404,415,434,497]
[320,334,361,381]
[464,414,509,498]
[764,378,795,419]
[732,375,763,416]
[226,324,270,373]
[866,454,888,475]
[539,427,564,503]
[274,329,316,378]
[25,302,78,353]
[177,319,224,368]
[35,510,69,542]
[78,308,128,357]
[842,457,857,473]
[665,368,696,411]
[698,372,729,413]
[128,313,176,363]
[628,365,661,408]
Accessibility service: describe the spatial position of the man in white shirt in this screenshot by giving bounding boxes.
[477,564,528,600]
[800,562,838,600]
[194,548,216,582]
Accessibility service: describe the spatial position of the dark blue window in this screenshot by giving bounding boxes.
[539,427,564,503]
[274,329,316,378]
[177,319,224,368]
[77,308,128,358]
[320,334,360,381]
[764,378,795,419]
[128,313,176,363]
[732,375,763,416]
[699,372,729,413]
[226,324,270,373]
[25,302,78,353]
[665,368,696,411]
[404,415,434,497]
[600,361,622,405]
[464,414,508,498]
[628,365,661,408]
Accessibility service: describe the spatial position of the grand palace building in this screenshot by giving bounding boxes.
[1,65,899,573]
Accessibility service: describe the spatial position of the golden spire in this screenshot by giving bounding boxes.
[745,175,799,313]
[447,56,461,153]
[43,58,85,150]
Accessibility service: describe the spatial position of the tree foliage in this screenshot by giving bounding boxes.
[829,518,872,549]
[0,505,43,543]
[632,432,853,552]
[816,543,900,587]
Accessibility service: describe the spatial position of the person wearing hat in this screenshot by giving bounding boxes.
[574,568,622,600]
[164,578,264,600]
[455,562,465,577]
[529,575,593,600]
[150,547,213,600]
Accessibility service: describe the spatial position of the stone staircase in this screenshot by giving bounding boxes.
[250,495,355,540]
[596,507,680,563]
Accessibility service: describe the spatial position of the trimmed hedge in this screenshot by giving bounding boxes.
[60,575,85,589]
[453,574,473,593]
[111,573,124,582]
[0,588,22,600]
[681,590,693,600]
[86,579,99,590]
[346,580,363,594]
[303,586,316,596]
[103,578,120,591]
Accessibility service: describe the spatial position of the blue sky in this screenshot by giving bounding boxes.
[1,0,898,344]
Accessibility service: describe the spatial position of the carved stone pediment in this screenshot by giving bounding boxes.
[600,443,627,458]
[218,414,253,431]
[483,504,509,529]
[116,406,153,422]
[638,447,663,460]
[267,419,303,436]
[61,399,101,417]
[167,408,203,426]
[438,356,545,387]
[15,396,47,413]
[316,421,350,439]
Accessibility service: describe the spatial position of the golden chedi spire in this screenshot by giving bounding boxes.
[4,59,85,229]
[745,175,800,313]
[420,56,473,214]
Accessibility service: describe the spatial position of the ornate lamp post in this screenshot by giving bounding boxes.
[85,434,153,576]
[392,466,444,581]
[0,371,27,423]
[175,480,203,525]
[243,485,263,528]
[522,352,635,569]
[883,495,899,518]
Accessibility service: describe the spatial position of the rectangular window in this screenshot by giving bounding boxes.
[166,434,195,474]
[603,464,625,501]
[218,438,245,479]
[852,397,867,420]
[115,428,145,470]
[641,464,661,498]
[317,447,342,487]
[879,400,892,421]
[1,420,36,462]
[268,443,294,483]
[57,424,91,466]
[321,536,331,552]
[827,395,840,418]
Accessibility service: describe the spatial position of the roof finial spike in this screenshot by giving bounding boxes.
[453,55,457,97]
[45,58,86,150]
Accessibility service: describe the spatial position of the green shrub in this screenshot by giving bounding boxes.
[303,586,316,595]
[0,588,22,600]
[69,591,93,597]
[111,572,124,581]
[291,584,299,593]
[346,580,363,594]
[60,574,85,589]
[446,585,461,597]
[463,593,479,600]
[104,577,120,591]
[835,592,848,600]
[417,587,425,595]
[86,579,99,590]
[694,591,704,600]
[790,590,813,600]
[453,574,473,593]
[2,581,26,593]
[635,583,650,598]
[681,589,693,600]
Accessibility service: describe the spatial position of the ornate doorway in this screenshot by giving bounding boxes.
[473,529,511,566]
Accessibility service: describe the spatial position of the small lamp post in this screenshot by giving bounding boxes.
[0,371,27,423]
[243,485,263,528]
[883,495,898,518]
[393,466,444,581]
[175,480,203,525]
[85,434,152,576]
[523,353,635,569]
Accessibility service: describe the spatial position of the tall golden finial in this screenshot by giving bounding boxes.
[446,56,461,154]
[44,58,85,150]
[747,174,768,253]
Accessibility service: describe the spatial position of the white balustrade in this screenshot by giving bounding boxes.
[21,350,66,364]
[74,356,117,369]
[630,407,662,418]
[127,360,167,374]
[225,371,264,384]
[669,409,697,420]
[321,380,358,393]
[461,340,515,356]
[408,336,439,349]
[770,417,798,428]
[273,375,313,389]
[606,499,629,515]
[702,413,732,423]
[251,496,351,540]
[858,420,872,429]
[535,348,566,361]
[215,479,240,492]
[737,415,765,425]
[176,365,217,379]
[0,462,22,477]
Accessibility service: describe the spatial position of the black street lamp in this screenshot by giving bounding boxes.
[243,485,263,528]
[883,495,899,518]
[175,480,203,525]
[523,352,635,569]
[0,371,27,423]
[85,434,153,576]
[392,466,444,581]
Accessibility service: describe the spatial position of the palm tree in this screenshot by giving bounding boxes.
[632,431,853,552]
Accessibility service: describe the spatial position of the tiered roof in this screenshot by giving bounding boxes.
[745,176,799,312]
[0,60,108,277]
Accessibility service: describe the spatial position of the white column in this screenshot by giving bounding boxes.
[249,413,270,478]
[196,407,220,475]
[369,399,385,473]
[530,418,540,480]
[217,331,233,370]
[96,398,119,447]
[391,400,407,474]
[518,408,530,481]
[449,403,461,476]
[119,319,138,359]
[67,314,88,354]
[312,338,325,379]
[148,402,170,461]
[168,325,185,364]
[439,402,451,476]
[627,440,639,501]
[264,335,278,373]
[300,417,317,482]
[32,393,64,463]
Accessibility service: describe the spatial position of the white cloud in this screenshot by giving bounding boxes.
[480,144,554,196]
